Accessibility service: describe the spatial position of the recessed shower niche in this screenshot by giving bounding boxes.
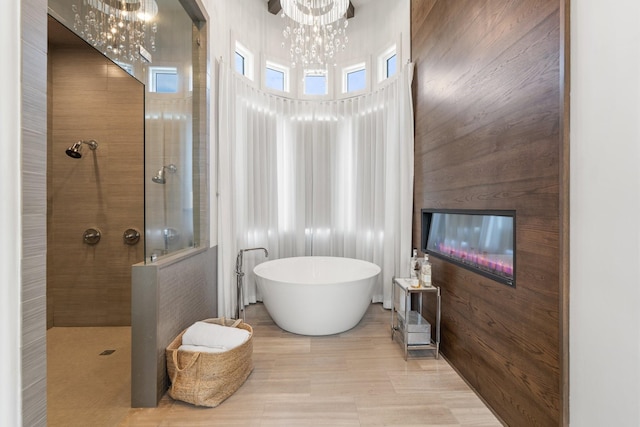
[421,209,516,287]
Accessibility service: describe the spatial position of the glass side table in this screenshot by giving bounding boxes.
[391,277,441,360]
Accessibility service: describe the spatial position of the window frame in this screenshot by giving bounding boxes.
[342,62,367,94]
[265,60,290,93]
[234,41,254,81]
[377,43,398,83]
[149,66,179,93]
[385,54,398,79]
[302,69,329,97]
[235,51,246,76]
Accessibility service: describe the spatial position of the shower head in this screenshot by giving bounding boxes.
[151,170,166,184]
[65,142,82,158]
[152,163,177,184]
[65,140,98,159]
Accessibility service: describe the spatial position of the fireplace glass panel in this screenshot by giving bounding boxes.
[421,209,515,286]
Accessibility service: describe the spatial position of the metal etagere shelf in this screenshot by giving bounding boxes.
[391,277,441,360]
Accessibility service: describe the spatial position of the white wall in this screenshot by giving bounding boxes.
[206,0,408,94]
[340,0,411,66]
[204,0,409,246]
[570,0,640,425]
[1,0,22,424]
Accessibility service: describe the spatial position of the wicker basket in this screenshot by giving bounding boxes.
[166,317,253,407]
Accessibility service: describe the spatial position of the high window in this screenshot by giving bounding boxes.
[343,62,367,93]
[149,67,179,93]
[378,44,398,82]
[265,61,289,92]
[235,52,245,75]
[304,70,327,96]
[235,41,254,80]
[386,54,397,78]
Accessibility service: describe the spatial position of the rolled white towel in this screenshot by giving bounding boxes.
[181,321,250,351]
[178,344,228,354]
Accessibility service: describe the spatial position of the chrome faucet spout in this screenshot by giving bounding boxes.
[235,247,268,273]
[244,247,269,257]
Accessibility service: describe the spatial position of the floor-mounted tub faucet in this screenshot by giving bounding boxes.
[235,247,269,321]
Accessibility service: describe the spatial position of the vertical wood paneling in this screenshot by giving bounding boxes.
[558,2,570,423]
[411,1,566,425]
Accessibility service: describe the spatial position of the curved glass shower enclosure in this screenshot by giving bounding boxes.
[48,0,202,262]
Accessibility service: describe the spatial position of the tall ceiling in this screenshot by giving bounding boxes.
[267,0,379,18]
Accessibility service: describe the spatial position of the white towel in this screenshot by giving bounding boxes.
[181,321,250,350]
[178,344,228,354]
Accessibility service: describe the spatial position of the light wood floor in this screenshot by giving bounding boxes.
[47,303,502,426]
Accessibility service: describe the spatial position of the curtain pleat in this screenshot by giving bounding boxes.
[217,62,415,317]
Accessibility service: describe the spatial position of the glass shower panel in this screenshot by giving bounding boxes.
[144,0,195,260]
[48,0,198,261]
[145,97,194,258]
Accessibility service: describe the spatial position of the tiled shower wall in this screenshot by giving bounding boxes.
[22,0,48,425]
[47,29,145,327]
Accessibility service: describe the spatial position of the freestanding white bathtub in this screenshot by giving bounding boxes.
[253,256,381,336]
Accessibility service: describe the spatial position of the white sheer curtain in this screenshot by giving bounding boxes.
[217,61,414,317]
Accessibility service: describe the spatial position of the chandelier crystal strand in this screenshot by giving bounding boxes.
[280,0,349,69]
[72,0,158,65]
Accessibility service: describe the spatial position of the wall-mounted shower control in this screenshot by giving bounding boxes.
[83,228,101,245]
[123,228,141,245]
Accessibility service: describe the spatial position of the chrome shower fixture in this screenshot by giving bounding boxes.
[65,139,98,159]
[152,163,177,184]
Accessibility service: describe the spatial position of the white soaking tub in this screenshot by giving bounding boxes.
[253,256,381,336]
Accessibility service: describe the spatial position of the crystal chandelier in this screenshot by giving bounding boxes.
[280,0,349,69]
[72,0,158,64]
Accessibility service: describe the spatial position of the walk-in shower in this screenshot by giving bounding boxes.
[151,163,177,184]
[65,139,98,158]
[47,0,207,413]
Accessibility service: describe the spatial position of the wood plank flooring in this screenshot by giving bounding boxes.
[47,303,502,426]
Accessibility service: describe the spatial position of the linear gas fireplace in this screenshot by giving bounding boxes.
[421,209,515,287]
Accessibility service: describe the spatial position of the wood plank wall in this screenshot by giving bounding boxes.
[410,1,567,425]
